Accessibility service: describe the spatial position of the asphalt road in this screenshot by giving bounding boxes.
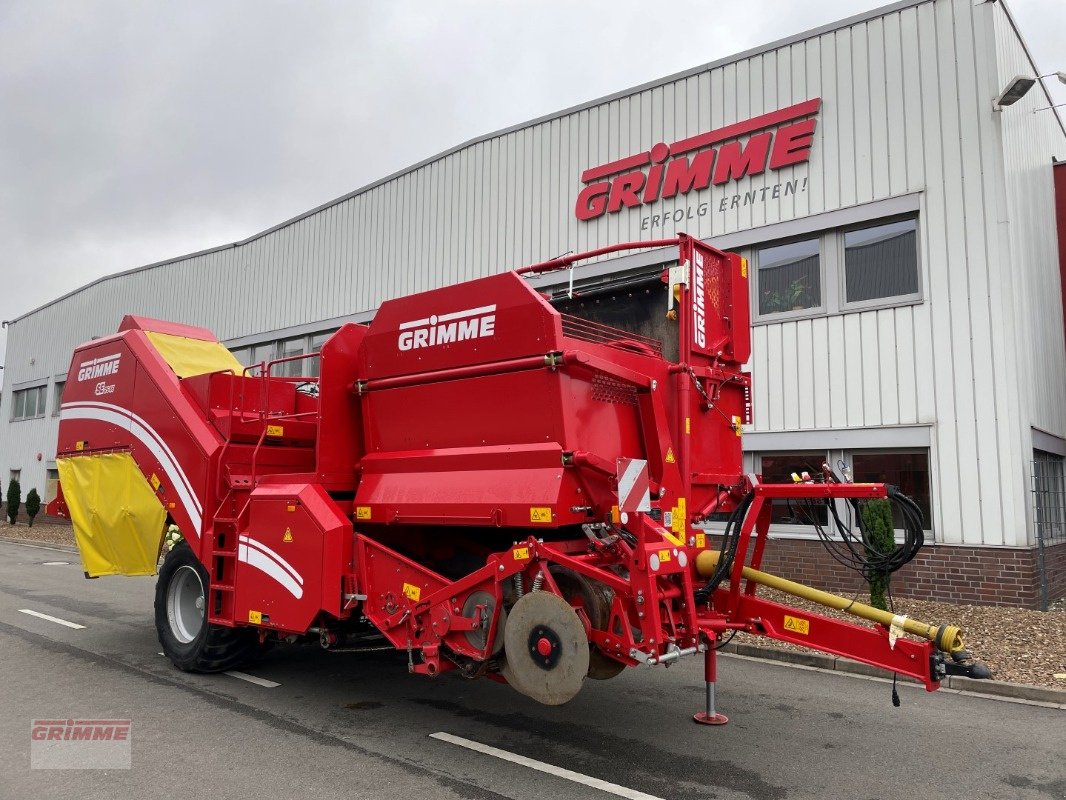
[0,538,1063,800]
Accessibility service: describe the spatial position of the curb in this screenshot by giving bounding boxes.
[720,641,1066,706]
[0,536,79,554]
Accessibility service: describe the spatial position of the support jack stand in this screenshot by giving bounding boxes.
[693,645,728,725]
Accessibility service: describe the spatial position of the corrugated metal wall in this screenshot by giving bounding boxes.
[2,0,1064,548]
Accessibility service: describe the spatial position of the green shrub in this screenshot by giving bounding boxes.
[6,478,20,525]
[861,498,895,611]
[25,488,40,527]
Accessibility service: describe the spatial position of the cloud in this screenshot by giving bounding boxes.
[1,0,1062,358]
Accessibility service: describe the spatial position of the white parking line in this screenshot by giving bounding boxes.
[429,732,664,800]
[42,561,71,566]
[18,609,86,629]
[224,671,280,688]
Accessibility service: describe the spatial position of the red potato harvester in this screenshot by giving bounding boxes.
[48,234,987,720]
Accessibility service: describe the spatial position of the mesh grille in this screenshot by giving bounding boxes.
[590,372,638,406]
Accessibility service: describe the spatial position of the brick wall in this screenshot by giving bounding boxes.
[705,534,1066,609]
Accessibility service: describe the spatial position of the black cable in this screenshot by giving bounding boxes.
[694,490,754,601]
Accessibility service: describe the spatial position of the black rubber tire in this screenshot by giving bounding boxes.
[154,543,261,673]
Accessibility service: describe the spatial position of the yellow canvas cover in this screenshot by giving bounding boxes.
[145,330,244,379]
[56,452,167,577]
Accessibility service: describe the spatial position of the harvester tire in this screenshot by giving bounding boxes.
[155,543,261,673]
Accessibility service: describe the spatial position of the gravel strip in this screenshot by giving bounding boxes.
[3,521,1063,688]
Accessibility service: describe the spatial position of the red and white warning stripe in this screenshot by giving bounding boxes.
[616,458,651,513]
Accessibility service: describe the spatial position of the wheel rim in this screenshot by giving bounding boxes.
[167,565,205,644]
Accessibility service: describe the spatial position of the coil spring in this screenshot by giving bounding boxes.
[514,572,524,599]
[531,570,544,593]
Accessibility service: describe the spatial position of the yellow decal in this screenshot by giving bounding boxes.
[402,583,421,602]
[287,503,296,512]
[670,497,687,535]
[282,528,293,543]
[685,417,691,435]
[732,415,743,436]
[610,505,620,523]
[740,257,748,278]
[695,533,706,549]
[75,441,85,451]
[248,610,263,624]
[784,615,810,635]
[149,473,161,491]
[658,549,671,563]
[513,546,530,561]
[355,506,372,520]
[665,447,676,464]
[266,424,284,437]
[530,507,553,524]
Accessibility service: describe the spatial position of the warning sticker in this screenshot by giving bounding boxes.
[248,610,262,625]
[402,583,421,602]
[784,615,810,635]
[149,473,161,491]
[266,424,284,437]
[658,549,671,563]
[665,447,676,464]
[355,506,371,520]
[512,546,530,561]
[695,533,706,549]
[671,497,687,535]
[282,528,293,543]
[529,507,552,524]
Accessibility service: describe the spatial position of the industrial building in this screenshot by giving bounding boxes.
[3,0,1064,606]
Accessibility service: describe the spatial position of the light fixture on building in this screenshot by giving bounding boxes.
[993,75,1035,110]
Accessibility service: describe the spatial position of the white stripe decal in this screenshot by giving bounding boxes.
[238,543,303,599]
[616,459,644,506]
[59,403,202,533]
[239,535,304,586]
[437,304,496,323]
[63,401,200,514]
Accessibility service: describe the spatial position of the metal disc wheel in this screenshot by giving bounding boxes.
[502,592,590,705]
[549,567,626,681]
[462,590,506,655]
[166,564,205,644]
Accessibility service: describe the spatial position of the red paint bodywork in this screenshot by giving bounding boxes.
[49,234,946,693]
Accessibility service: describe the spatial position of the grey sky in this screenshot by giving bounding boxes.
[1,0,1063,360]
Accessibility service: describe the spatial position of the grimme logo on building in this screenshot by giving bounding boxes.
[398,304,497,351]
[76,352,121,382]
[574,98,820,221]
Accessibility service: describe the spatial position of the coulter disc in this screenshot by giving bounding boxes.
[501,592,590,705]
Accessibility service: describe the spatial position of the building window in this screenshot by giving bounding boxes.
[10,469,21,484]
[757,238,821,315]
[1032,450,1066,544]
[11,385,47,421]
[230,347,251,367]
[52,381,65,416]
[306,332,332,378]
[851,450,932,531]
[757,451,829,525]
[843,218,919,304]
[277,337,307,377]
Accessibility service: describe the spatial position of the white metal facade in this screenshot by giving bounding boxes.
[2,0,1064,549]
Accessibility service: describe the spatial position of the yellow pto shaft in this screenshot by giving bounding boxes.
[695,550,965,654]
